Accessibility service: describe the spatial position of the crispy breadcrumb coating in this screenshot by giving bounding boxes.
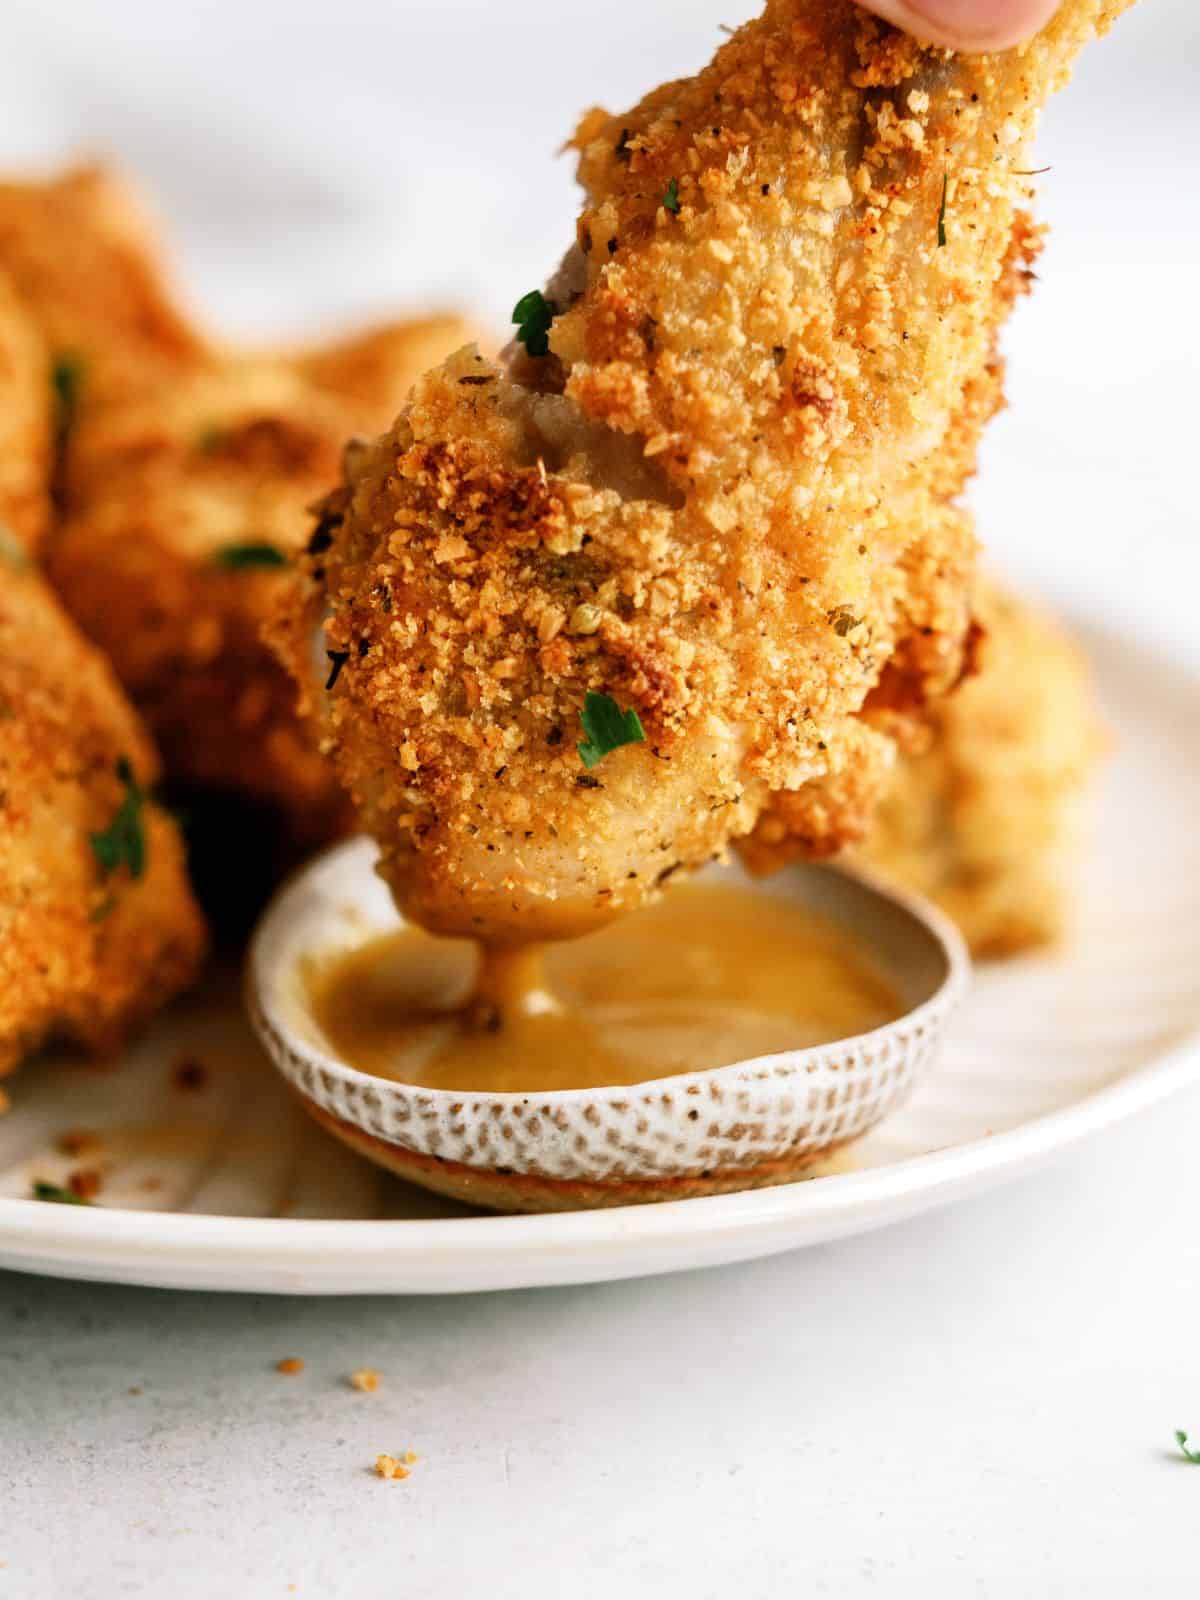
[0,270,51,554]
[0,559,206,1076]
[852,579,1104,956]
[47,316,477,845]
[273,0,1129,941]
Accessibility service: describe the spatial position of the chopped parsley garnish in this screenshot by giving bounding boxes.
[662,178,681,215]
[577,690,646,769]
[325,649,351,691]
[90,757,147,881]
[32,1181,90,1206]
[937,173,948,248]
[51,353,86,442]
[512,290,556,358]
[1176,1430,1200,1464]
[828,606,863,637]
[213,542,288,570]
[0,523,29,569]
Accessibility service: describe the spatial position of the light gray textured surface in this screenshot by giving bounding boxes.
[4,1085,1200,1597]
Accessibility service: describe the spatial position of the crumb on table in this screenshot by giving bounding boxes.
[349,1368,380,1392]
[276,1357,305,1375]
[374,1454,410,1480]
[68,1168,103,1200]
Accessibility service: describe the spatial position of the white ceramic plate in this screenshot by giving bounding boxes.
[0,612,1196,1294]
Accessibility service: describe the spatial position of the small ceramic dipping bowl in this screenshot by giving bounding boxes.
[247,838,969,1212]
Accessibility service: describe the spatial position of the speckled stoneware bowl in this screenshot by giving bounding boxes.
[247,838,969,1212]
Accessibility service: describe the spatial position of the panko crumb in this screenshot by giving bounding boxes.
[275,1357,305,1375]
[375,1452,417,1480]
[59,1129,102,1156]
[349,1368,380,1393]
[68,1168,103,1200]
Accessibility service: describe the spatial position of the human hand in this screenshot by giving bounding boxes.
[862,0,1060,50]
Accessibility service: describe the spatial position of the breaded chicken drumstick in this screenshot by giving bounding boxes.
[274,0,1131,942]
[0,556,206,1075]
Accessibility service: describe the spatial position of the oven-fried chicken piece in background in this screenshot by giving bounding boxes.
[0,165,209,424]
[0,270,51,556]
[851,579,1104,956]
[272,0,1131,942]
[0,557,206,1075]
[46,316,479,853]
[0,163,479,912]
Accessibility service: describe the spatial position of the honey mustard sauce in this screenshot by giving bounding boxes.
[308,883,901,1095]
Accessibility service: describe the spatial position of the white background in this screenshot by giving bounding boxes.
[1,1,1198,1594]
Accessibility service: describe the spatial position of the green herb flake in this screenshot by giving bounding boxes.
[32,1181,91,1206]
[512,290,556,359]
[212,543,288,570]
[662,178,681,216]
[90,757,147,881]
[0,522,29,570]
[828,606,863,638]
[1176,1430,1200,1464]
[937,173,948,248]
[577,690,646,770]
[51,353,87,441]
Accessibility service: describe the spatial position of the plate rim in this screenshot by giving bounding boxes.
[0,1024,1197,1271]
[1,608,1197,1286]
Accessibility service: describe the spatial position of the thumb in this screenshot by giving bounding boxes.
[863,0,1063,51]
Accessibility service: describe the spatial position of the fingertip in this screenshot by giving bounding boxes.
[865,0,1062,52]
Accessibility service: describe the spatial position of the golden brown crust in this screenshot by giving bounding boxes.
[47,317,477,843]
[0,560,206,1074]
[0,165,210,417]
[852,579,1104,955]
[0,270,51,555]
[272,0,1128,940]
